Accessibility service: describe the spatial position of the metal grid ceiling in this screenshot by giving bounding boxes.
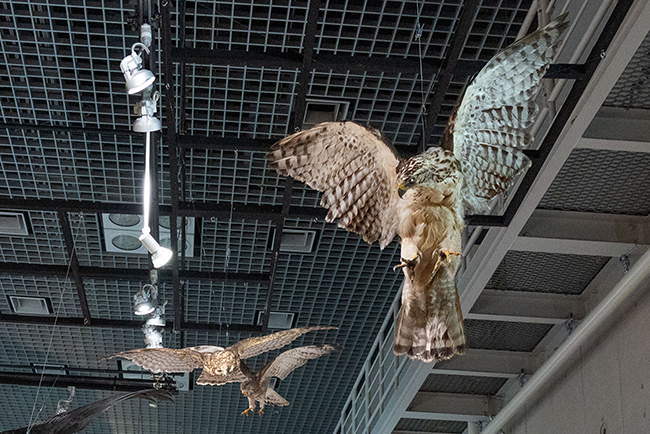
[421,373,508,395]
[603,29,650,109]
[395,418,468,433]
[538,148,650,215]
[486,250,610,295]
[464,319,553,352]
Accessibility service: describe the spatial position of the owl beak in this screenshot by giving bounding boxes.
[398,184,408,198]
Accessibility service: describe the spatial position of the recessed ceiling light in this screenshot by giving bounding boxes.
[111,234,143,251]
[108,214,141,227]
[257,311,295,329]
[9,296,51,315]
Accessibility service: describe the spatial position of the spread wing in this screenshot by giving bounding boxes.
[442,13,569,211]
[105,347,221,373]
[228,326,337,360]
[261,343,342,381]
[195,368,248,386]
[265,389,290,407]
[267,121,401,249]
[0,390,173,434]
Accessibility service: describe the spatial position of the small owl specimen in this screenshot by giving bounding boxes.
[0,389,173,434]
[238,343,342,416]
[106,326,336,385]
[267,15,568,362]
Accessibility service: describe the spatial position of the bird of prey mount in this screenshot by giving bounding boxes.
[238,343,342,416]
[0,389,173,434]
[106,326,337,385]
[267,15,569,362]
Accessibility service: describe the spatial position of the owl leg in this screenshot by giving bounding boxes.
[433,250,461,273]
[241,408,252,416]
[394,238,421,278]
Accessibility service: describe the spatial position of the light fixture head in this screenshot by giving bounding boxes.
[133,115,162,132]
[146,301,167,327]
[139,232,172,268]
[142,324,163,348]
[120,42,155,95]
[133,284,156,316]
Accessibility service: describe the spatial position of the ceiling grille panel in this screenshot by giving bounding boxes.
[487,250,610,295]
[465,319,552,352]
[421,373,507,395]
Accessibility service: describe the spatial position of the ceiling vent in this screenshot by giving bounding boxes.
[0,211,29,236]
[119,360,191,391]
[31,363,67,376]
[101,214,196,257]
[269,228,317,253]
[257,311,295,330]
[9,296,51,315]
[302,99,349,129]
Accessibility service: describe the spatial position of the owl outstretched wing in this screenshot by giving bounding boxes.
[267,122,402,249]
[229,326,337,360]
[443,13,569,211]
[0,390,173,434]
[195,368,248,386]
[105,346,223,373]
[261,343,342,381]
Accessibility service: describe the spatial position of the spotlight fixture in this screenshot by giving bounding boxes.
[134,284,157,316]
[133,91,162,132]
[140,231,172,269]
[142,324,163,348]
[146,301,167,327]
[120,42,156,95]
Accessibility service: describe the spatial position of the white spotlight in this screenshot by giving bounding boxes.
[146,301,167,327]
[134,284,156,316]
[139,232,172,269]
[133,91,162,132]
[120,42,156,95]
[142,324,163,348]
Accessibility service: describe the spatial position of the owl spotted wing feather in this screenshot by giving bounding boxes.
[196,368,248,386]
[267,122,402,249]
[229,326,337,360]
[105,347,219,373]
[444,13,569,211]
[260,343,342,380]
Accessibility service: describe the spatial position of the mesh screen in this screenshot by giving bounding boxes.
[487,250,610,295]
[395,418,467,433]
[604,30,650,109]
[465,319,552,352]
[421,373,507,395]
[539,148,650,215]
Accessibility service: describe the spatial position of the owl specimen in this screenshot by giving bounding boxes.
[267,15,568,362]
[0,389,173,434]
[238,343,342,416]
[107,326,336,385]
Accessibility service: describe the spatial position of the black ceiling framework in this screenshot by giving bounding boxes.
[4,1,640,434]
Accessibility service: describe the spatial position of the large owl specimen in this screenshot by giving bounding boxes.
[267,15,568,362]
[238,343,342,416]
[107,326,336,385]
[0,389,173,434]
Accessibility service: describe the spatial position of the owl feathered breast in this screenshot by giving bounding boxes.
[267,14,569,361]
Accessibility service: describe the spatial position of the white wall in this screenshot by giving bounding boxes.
[505,282,650,434]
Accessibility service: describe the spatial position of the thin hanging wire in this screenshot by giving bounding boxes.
[26,213,85,434]
[415,0,428,148]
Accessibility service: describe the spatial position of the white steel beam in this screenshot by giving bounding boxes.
[576,137,650,153]
[405,392,501,422]
[510,236,637,256]
[521,209,650,246]
[432,348,537,378]
[466,290,585,324]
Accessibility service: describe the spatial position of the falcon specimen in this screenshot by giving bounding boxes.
[106,326,336,385]
[0,389,173,434]
[267,15,568,362]
[238,343,342,416]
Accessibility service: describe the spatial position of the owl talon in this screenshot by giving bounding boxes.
[433,250,461,272]
[393,254,420,271]
[258,409,264,416]
[241,408,253,417]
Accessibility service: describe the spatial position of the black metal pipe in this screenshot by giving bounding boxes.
[0,372,174,392]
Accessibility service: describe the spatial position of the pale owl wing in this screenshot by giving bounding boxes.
[195,368,248,386]
[261,343,342,380]
[105,348,211,373]
[229,326,337,360]
[265,389,290,407]
[267,121,401,249]
[443,13,569,211]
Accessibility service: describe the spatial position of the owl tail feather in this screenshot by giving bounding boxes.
[393,265,466,362]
